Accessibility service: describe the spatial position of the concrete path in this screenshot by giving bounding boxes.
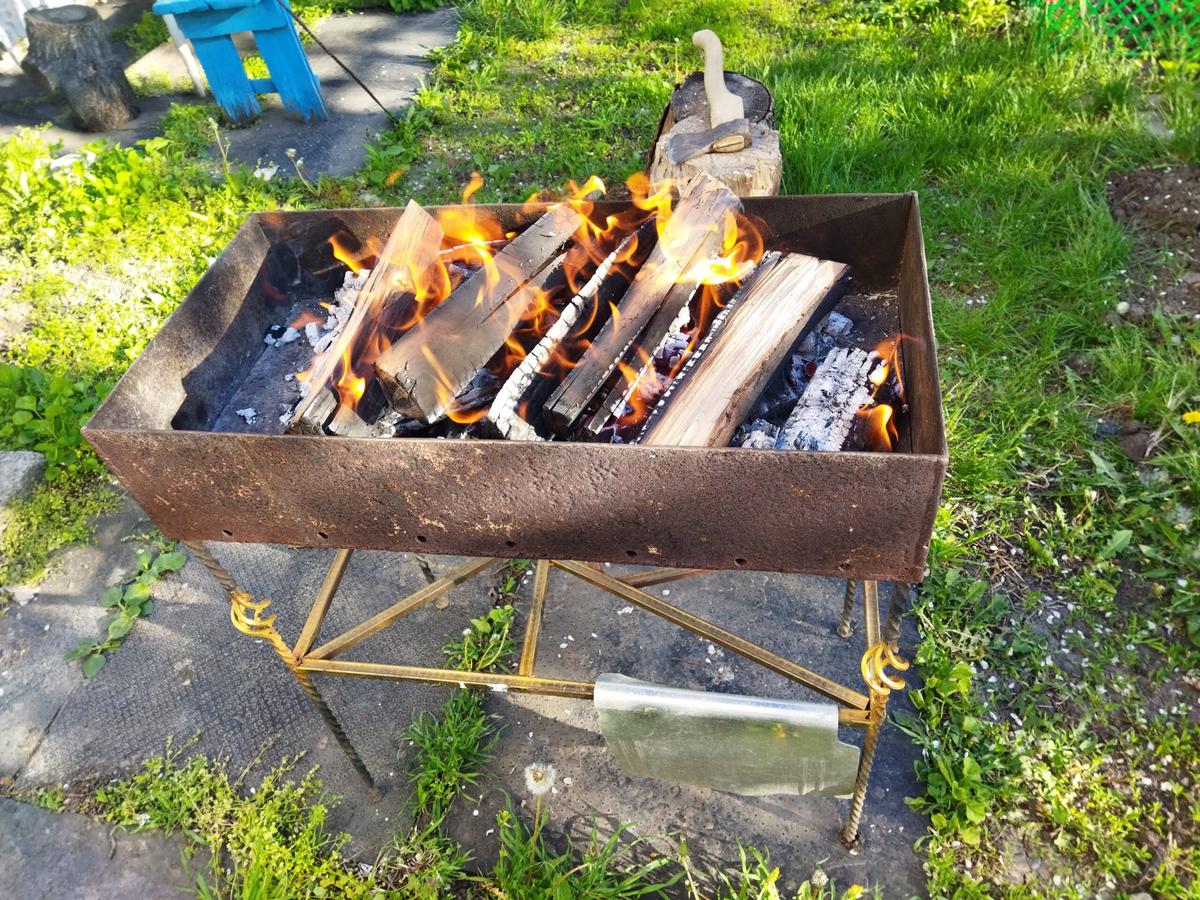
[0,798,193,900]
[0,7,456,177]
[1,497,929,896]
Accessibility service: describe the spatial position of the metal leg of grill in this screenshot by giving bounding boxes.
[837,579,856,638]
[840,684,888,849]
[197,547,384,800]
[293,669,382,800]
[840,641,910,848]
[882,581,909,648]
[185,540,239,598]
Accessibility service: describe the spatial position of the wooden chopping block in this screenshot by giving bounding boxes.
[649,115,782,197]
[647,30,783,197]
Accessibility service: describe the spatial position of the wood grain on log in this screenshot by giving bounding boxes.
[287,200,443,434]
[375,204,583,423]
[641,252,850,447]
[649,116,782,198]
[774,347,878,452]
[543,173,740,434]
[22,5,138,131]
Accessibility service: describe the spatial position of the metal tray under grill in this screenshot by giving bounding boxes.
[83,195,946,581]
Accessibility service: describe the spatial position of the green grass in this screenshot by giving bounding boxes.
[1,0,1197,893]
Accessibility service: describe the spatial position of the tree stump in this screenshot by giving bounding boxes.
[647,70,782,197]
[22,5,138,131]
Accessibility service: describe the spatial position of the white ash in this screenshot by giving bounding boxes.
[235,407,258,424]
[796,310,852,352]
[774,347,881,451]
[369,408,426,438]
[743,309,857,426]
[263,325,300,348]
[304,321,322,347]
[738,419,779,449]
[654,330,690,371]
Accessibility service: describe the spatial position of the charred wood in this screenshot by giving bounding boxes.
[772,347,880,451]
[543,173,740,434]
[374,204,584,423]
[582,279,700,434]
[486,225,652,441]
[287,201,443,434]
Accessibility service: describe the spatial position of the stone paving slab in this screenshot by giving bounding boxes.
[0,8,456,178]
[0,501,155,777]
[9,507,928,895]
[0,797,193,900]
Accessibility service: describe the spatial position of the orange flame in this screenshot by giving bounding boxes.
[870,335,905,401]
[329,232,364,274]
[313,173,775,431]
[328,232,380,274]
[858,404,898,452]
[291,309,325,330]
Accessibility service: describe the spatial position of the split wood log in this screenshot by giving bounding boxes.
[487,224,654,441]
[582,279,699,434]
[543,173,740,435]
[773,347,880,451]
[22,5,138,131]
[636,251,779,441]
[375,204,584,423]
[287,200,443,434]
[640,252,850,447]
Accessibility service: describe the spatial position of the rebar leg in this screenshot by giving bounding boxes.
[227,588,383,800]
[840,642,910,849]
[293,668,382,800]
[882,582,909,648]
[837,579,856,638]
[184,540,238,598]
[840,684,888,849]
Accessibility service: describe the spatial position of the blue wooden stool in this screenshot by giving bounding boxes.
[153,0,327,122]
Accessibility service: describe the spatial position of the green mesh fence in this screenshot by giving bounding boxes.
[1037,0,1200,60]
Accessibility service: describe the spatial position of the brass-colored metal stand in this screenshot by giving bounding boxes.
[186,542,909,845]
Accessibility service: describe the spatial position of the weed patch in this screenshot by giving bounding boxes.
[64,544,186,677]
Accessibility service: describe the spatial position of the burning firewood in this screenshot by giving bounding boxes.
[769,347,880,451]
[486,223,656,440]
[542,173,741,435]
[287,201,444,434]
[640,251,850,447]
[374,204,585,423]
[581,277,700,435]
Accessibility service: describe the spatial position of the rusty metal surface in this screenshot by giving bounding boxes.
[84,195,945,581]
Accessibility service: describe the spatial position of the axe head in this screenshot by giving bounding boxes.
[665,117,752,166]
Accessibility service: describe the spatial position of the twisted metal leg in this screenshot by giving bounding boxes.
[840,642,910,848]
[837,579,856,638]
[184,540,239,598]
[882,582,909,649]
[292,668,382,800]
[227,585,383,799]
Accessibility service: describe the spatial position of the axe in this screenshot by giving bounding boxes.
[665,30,752,166]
